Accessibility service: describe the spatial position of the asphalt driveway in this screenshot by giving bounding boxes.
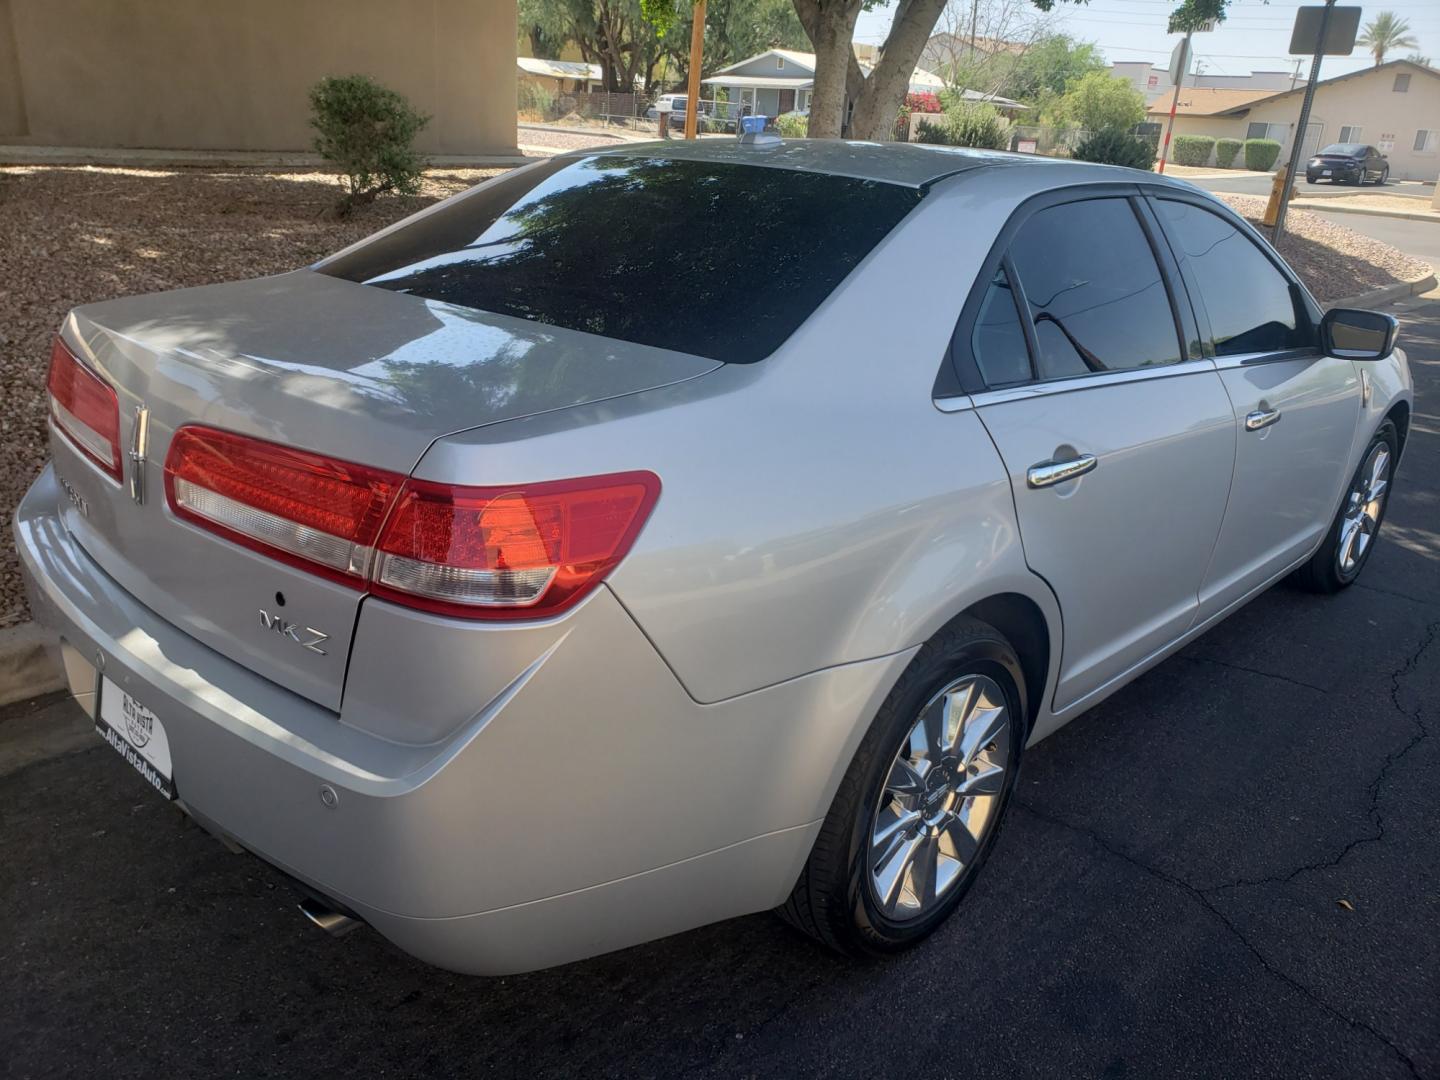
[3,298,1438,1080]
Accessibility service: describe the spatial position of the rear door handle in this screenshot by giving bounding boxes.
[1245,408,1281,432]
[1027,454,1097,489]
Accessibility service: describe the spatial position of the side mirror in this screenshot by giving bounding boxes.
[1321,307,1399,361]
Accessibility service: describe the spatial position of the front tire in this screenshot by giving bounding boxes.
[1296,421,1397,593]
[778,618,1026,957]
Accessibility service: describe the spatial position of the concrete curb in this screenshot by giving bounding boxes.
[1330,269,1439,310]
[0,623,63,708]
[1294,201,1440,225]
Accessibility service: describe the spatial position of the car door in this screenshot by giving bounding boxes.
[955,191,1236,712]
[1148,193,1361,619]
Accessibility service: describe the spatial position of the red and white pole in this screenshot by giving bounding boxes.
[1156,30,1192,175]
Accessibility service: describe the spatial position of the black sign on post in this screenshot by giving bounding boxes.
[1289,5,1362,55]
[1272,3,1360,241]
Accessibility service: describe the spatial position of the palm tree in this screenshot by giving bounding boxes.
[1405,53,1433,67]
[1357,12,1418,67]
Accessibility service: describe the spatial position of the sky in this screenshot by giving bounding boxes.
[855,0,1440,79]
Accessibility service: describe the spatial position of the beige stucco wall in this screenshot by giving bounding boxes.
[1238,65,1440,181]
[0,0,517,155]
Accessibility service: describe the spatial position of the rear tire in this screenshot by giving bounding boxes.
[1296,422,1397,593]
[777,618,1026,957]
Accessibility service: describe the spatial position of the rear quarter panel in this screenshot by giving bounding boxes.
[417,168,1070,707]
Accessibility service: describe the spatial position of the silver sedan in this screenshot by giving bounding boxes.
[16,140,1411,974]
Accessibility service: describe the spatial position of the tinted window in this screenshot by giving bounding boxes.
[1319,143,1364,156]
[1156,199,1310,356]
[1008,199,1182,380]
[970,267,1031,386]
[320,156,922,363]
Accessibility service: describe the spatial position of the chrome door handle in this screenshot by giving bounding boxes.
[1245,408,1281,432]
[1027,453,1097,489]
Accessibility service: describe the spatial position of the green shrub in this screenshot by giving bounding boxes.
[774,111,808,138]
[518,78,555,118]
[1172,134,1215,166]
[917,103,1010,150]
[1244,137,1282,171]
[1214,137,1243,168]
[309,74,430,217]
[1072,127,1157,171]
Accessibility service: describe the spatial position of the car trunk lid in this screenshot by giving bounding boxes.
[52,270,717,711]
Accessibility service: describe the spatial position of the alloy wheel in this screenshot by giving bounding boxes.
[1337,441,1391,577]
[866,674,1012,922]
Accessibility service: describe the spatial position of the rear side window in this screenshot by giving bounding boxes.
[319,156,923,363]
[971,267,1031,386]
[1155,199,1310,356]
[1007,199,1182,381]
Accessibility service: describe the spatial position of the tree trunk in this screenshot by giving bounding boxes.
[794,0,862,138]
[846,0,947,140]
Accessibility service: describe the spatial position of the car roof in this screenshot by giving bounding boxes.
[565,138,1192,190]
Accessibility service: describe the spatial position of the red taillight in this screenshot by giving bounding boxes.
[47,336,122,482]
[164,426,403,588]
[371,473,661,619]
[163,425,659,618]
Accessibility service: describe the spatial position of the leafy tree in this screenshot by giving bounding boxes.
[308,75,429,218]
[520,0,662,92]
[1357,12,1418,66]
[1001,33,1105,101]
[1056,70,1145,132]
[1404,53,1432,66]
[653,0,811,86]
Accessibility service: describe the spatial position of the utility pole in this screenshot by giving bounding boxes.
[683,0,706,140]
[1272,0,1336,239]
[1156,29,1194,175]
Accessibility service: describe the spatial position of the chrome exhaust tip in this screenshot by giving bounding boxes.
[298,896,361,937]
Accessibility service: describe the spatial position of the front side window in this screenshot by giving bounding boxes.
[1155,199,1310,356]
[320,156,922,363]
[1006,199,1182,381]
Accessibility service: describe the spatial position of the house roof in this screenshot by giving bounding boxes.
[518,57,601,82]
[713,49,817,77]
[1145,88,1277,117]
[1210,58,1440,115]
[702,74,812,89]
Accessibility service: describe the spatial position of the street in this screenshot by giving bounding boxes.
[2,296,1438,1079]
[1188,174,1440,268]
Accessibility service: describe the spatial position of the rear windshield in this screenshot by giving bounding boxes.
[319,155,923,363]
[1319,144,1365,155]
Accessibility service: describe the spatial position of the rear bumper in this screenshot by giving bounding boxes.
[15,464,910,973]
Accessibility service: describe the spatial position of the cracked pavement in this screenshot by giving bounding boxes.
[3,296,1438,1079]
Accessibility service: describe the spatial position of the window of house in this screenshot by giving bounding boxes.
[1338,125,1363,143]
[1416,129,1439,153]
[970,267,1031,386]
[797,89,810,112]
[1006,199,1182,381]
[776,56,785,69]
[1155,200,1310,357]
[1246,121,1285,142]
[1393,73,1411,92]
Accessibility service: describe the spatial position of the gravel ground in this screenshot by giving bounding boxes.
[517,125,636,151]
[1216,193,1433,300]
[0,168,1428,629]
[0,165,501,628]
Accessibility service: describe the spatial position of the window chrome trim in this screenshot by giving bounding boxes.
[1210,347,1324,371]
[969,357,1217,408]
[932,394,974,413]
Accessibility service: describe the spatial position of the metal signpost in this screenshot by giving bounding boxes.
[1156,20,1215,175]
[1271,1,1361,239]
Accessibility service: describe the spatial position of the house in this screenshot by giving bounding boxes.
[0,0,518,156]
[700,49,951,118]
[1202,59,1440,180]
[518,57,603,95]
[1143,88,1282,155]
[1115,61,1300,104]
[920,32,1028,79]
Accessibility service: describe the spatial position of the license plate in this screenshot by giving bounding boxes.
[97,677,175,800]
[1322,169,1331,176]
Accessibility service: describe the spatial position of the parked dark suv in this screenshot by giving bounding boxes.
[1305,143,1389,185]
